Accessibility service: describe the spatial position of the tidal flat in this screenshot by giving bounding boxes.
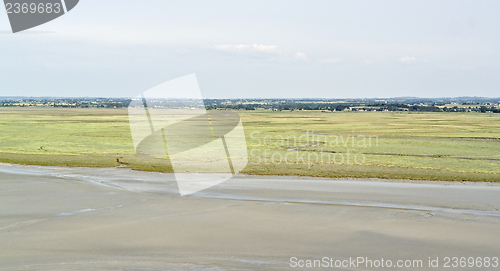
[1,164,499,270]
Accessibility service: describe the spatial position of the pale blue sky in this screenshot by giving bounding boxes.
[1,0,499,98]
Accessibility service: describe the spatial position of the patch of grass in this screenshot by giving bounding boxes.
[1,108,499,181]
[0,153,174,172]
[244,162,500,182]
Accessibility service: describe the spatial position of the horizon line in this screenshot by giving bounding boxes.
[2,96,500,100]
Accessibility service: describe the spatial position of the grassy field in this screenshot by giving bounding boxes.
[1,107,500,181]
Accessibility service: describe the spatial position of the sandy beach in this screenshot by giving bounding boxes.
[1,163,499,270]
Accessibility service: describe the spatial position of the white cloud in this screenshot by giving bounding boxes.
[251,44,279,53]
[294,52,308,61]
[399,56,416,64]
[213,44,279,54]
[322,58,343,63]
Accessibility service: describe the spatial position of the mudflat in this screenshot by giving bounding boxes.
[1,164,499,270]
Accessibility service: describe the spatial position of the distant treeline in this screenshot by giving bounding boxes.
[0,98,132,108]
[1,97,500,113]
[203,98,500,113]
[205,102,500,113]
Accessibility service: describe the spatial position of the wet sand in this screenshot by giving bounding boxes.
[1,163,499,270]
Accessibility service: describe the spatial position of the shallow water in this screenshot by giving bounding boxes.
[2,163,499,216]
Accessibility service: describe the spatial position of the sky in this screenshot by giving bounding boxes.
[0,0,499,98]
